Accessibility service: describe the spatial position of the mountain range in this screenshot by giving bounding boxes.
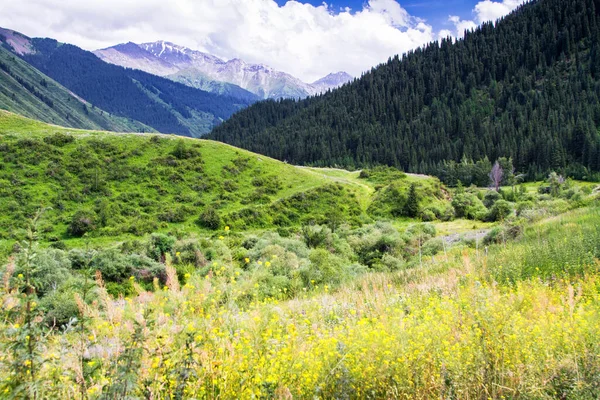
[94,41,353,100]
[0,27,255,137]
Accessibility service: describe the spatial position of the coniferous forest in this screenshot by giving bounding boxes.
[210,0,600,183]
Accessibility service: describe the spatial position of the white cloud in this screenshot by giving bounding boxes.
[448,15,478,37]
[474,0,527,23]
[446,0,527,38]
[0,0,435,82]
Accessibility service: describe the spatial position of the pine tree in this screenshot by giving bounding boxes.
[403,184,420,218]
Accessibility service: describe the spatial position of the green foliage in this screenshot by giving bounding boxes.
[90,248,164,283]
[197,207,222,230]
[358,166,407,184]
[403,183,420,218]
[68,210,97,237]
[14,248,71,296]
[451,192,487,220]
[302,225,331,248]
[0,115,382,247]
[483,190,502,208]
[147,233,176,263]
[486,199,514,222]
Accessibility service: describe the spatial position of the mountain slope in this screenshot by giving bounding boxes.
[0,110,359,241]
[0,110,450,245]
[1,28,256,137]
[209,0,600,180]
[95,40,352,99]
[0,38,151,132]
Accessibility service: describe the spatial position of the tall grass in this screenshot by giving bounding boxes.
[487,207,600,283]
[1,207,599,398]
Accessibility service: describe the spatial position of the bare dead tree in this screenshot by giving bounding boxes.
[489,161,504,192]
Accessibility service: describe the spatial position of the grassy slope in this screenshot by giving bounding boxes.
[0,46,152,132]
[0,112,446,249]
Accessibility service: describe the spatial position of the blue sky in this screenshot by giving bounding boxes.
[274,0,477,33]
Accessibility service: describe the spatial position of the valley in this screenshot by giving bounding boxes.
[1,0,600,397]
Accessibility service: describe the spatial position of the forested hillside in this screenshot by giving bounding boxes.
[210,0,600,182]
[0,30,257,137]
[0,45,151,132]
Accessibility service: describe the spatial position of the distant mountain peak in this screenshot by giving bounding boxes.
[95,40,353,99]
[313,71,353,85]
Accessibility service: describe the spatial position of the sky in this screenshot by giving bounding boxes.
[0,0,527,82]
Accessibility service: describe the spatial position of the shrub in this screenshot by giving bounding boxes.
[483,190,502,208]
[43,132,75,147]
[301,248,345,286]
[516,201,535,217]
[422,238,444,256]
[452,193,487,220]
[14,248,72,296]
[90,249,164,284]
[197,207,222,230]
[377,254,406,271]
[147,233,176,263]
[483,223,523,245]
[302,225,331,248]
[420,208,437,222]
[68,210,97,237]
[486,200,514,222]
[171,139,200,160]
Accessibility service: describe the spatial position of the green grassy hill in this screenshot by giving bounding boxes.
[0,46,152,132]
[0,111,449,249]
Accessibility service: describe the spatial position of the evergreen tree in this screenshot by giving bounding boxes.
[403,184,420,218]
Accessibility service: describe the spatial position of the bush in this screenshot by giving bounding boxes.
[516,201,535,217]
[68,210,97,237]
[40,284,81,327]
[483,223,523,245]
[43,132,75,147]
[90,249,164,284]
[452,193,487,220]
[301,249,345,286]
[302,225,331,248]
[420,208,436,222]
[483,190,502,208]
[197,207,222,230]
[422,238,444,256]
[15,248,72,296]
[486,200,514,222]
[147,233,176,263]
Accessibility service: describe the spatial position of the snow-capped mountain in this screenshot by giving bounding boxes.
[94,41,352,99]
[311,72,354,94]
